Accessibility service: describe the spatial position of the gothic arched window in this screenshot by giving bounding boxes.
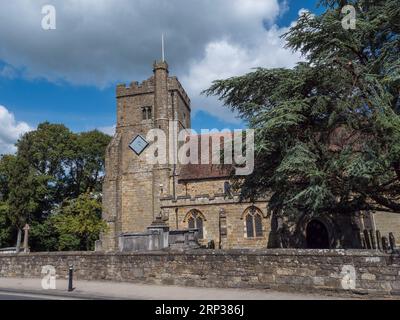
[243,207,263,238]
[185,210,205,239]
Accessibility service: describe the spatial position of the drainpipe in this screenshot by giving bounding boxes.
[175,208,179,230]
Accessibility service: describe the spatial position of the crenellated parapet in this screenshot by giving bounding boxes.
[116,75,191,109]
[168,76,191,109]
[116,77,156,98]
[160,193,268,208]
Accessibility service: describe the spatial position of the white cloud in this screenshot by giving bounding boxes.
[181,26,302,122]
[298,8,315,19]
[98,125,116,136]
[0,106,32,155]
[0,0,303,124]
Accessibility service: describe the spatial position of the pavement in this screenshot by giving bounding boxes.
[0,292,78,300]
[0,277,349,300]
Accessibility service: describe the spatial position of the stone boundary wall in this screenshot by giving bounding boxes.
[0,250,399,297]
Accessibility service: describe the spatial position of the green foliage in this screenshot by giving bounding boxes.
[205,0,400,219]
[7,156,37,228]
[52,193,108,251]
[0,202,12,248]
[29,219,58,252]
[0,155,15,199]
[0,123,111,251]
[67,130,112,196]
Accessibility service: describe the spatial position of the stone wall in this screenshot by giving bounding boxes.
[0,250,399,297]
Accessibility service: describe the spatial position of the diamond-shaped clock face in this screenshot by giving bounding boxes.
[129,135,149,156]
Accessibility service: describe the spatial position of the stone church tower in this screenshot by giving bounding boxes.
[101,61,400,252]
[101,60,191,251]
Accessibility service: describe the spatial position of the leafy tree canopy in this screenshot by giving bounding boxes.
[205,0,400,220]
[52,193,108,251]
[0,202,12,248]
[0,122,111,251]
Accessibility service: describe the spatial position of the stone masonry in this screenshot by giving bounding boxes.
[0,250,399,297]
[101,61,191,251]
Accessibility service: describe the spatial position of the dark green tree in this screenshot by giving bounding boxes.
[68,130,112,196]
[7,156,37,252]
[0,155,17,247]
[16,122,76,216]
[0,122,111,251]
[0,202,12,248]
[205,0,400,226]
[0,155,13,199]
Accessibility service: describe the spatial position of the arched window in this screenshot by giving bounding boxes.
[243,207,263,238]
[142,106,152,120]
[185,210,205,239]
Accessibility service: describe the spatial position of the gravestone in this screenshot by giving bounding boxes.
[376,230,382,251]
[382,237,389,251]
[389,233,396,251]
[23,224,30,253]
[369,230,376,250]
[363,230,372,249]
[359,232,366,249]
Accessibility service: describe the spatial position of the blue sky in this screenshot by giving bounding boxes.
[0,0,324,154]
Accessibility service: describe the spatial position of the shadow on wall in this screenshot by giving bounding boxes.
[268,212,365,250]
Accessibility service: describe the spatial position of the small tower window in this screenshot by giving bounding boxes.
[142,107,152,120]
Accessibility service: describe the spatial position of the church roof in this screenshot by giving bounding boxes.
[178,163,232,182]
[177,133,234,182]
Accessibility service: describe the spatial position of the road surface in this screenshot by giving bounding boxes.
[0,291,79,300]
[0,278,352,300]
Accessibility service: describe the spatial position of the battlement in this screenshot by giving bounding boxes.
[160,193,253,208]
[116,77,155,98]
[160,190,270,210]
[168,76,191,109]
[116,75,191,109]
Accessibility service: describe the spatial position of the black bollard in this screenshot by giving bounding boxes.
[68,265,74,292]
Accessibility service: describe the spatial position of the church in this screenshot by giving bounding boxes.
[100,59,400,251]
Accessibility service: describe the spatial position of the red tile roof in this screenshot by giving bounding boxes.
[178,133,234,181]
